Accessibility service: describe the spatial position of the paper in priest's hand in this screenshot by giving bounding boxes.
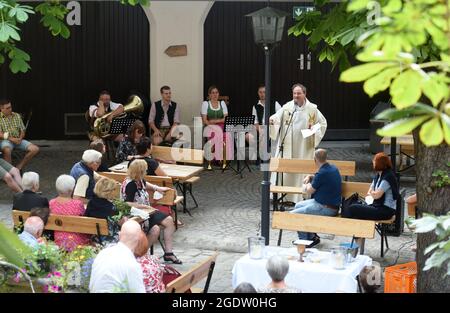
[301,123,321,138]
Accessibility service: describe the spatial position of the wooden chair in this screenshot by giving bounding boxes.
[166,252,218,293]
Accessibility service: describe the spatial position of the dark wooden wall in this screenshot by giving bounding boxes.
[0,2,150,140]
[204,1,386,139]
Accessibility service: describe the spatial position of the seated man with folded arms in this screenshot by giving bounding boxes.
[0,99,39,171]
[18,216,45,249]
[70,150,105,204]
[289,149,342,248]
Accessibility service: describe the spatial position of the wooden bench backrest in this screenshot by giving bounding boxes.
[99,172,174,187]
[341,181,371,199]
[166,252,218,293]
[272,211,375,239]
[12,210,109,236]
[152,146,204,165]
[269,158,356,176]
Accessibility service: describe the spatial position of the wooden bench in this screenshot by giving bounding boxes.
[273,181,396,257]
[166,252,218,293]
[12,210,109,238]
[151,146,203,210]
[269,158,356,210]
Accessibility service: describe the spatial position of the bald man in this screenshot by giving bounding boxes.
[18,216,44,249]
[89,220,145,293]
[289,149,342,247]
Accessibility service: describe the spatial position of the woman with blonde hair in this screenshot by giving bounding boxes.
[121,159,181,264]
[85,177,137,243]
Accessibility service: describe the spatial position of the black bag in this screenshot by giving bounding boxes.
[341,193,364,213]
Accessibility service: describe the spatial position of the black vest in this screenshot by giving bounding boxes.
[154,100,177,129]
[254,102,276,124]
[372,169,400,207]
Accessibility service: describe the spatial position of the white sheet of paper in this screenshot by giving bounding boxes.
[153,191,163,200]
[301,123,321,138]
[130,207,149,220]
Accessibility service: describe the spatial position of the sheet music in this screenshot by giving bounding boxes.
[301,123,321,138]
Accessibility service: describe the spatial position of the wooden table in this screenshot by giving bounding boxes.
[381,135,415,173]
[109,161,203,181]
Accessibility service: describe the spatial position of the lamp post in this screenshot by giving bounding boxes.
[247,6,288,245]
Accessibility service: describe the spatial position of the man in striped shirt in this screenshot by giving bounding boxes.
[0,99,39,171]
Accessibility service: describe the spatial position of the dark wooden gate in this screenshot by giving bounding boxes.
[0,2,150,139]
[204,1,386,139]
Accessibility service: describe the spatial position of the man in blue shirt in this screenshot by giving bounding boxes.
[18,216,44,249]
[290,149,342,247]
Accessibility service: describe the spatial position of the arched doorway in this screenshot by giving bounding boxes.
[0,2,150,139]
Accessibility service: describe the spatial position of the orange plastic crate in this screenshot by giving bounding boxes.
[384,262,417,293]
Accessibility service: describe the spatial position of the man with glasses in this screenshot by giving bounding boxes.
[0,99,39,171]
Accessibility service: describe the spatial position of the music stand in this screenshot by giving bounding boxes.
[109,117,137,135]
[223,116,255,178]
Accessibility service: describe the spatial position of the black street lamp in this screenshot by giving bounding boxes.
[247,6,288,245]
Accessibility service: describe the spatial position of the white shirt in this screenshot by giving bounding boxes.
[252,100,282,125]
[201,101,228,115]
[89,101,122,118]
[89,242,145,293]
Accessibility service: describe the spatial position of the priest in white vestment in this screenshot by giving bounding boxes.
[269,84,327,203]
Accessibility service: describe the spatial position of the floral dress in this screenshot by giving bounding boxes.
[49,198,91,251]
[116,136,137,163]
[137,254,165,293]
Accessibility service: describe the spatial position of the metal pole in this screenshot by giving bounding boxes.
[261,45,271,245]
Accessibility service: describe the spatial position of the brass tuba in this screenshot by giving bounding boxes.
[93,95,144,137]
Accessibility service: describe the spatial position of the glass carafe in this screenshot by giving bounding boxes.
[248,236,265,259]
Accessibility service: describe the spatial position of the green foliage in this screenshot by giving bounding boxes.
[432,163,450,188]
[111,199,132,223]
[289,0,450,147]
[0,222,31,268]
[0,0,150,73]
[410,213,450,275]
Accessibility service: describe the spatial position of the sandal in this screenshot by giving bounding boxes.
[163,252,182,264]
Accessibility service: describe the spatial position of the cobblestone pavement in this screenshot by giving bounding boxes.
[0,140,417,293]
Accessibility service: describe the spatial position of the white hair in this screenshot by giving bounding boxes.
[266,255,289,282]
[24,216,44,237]
[22,172,39,191]
[82,149,102,164]
[55,174,76,196]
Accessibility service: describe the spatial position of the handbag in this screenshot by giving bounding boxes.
[341,192,364,212]
[162,265,191,293]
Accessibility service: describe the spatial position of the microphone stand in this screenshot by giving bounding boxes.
[274,104,298,211]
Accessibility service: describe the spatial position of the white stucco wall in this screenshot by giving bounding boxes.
[142,1,214,127]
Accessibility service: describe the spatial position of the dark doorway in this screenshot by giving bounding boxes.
[0,2,150,139]
[204,1,385,140]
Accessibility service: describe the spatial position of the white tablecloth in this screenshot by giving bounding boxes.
[232,246,372,293]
